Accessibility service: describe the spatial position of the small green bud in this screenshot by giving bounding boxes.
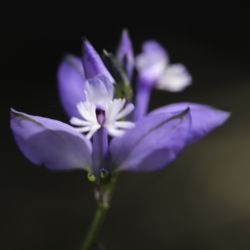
[100,168,109,179]
[87,172,96,182]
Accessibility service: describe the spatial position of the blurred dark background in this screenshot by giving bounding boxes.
[1,1,250,249]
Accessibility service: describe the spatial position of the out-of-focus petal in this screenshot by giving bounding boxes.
[82,40,114,84]
[10,109,92,171]
[157,64,192,92]
[57,55,86,118]
[116,29,134,79]
[135,40,168,86]
[85,74,114,105]
[110,109,191,172]
[150,102,230,144]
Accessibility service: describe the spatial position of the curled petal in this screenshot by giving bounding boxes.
[150,102,230,144]
[10,109,92,171]
[57,55,86,118]
[110,108,191,172]
[157,64,192,92]
[116,29,134,79]
[82,40,114,84]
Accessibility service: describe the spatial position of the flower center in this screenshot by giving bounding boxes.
[96,107,105,125]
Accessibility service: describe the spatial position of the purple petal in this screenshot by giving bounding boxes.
[84,74,114,105]
[10,109,92,171]
[82,40,114,84]
[57,55,86,118]
[116,29,134,79]
[150,102,230,144]
[110,109,191,172]
[135,40,168,87]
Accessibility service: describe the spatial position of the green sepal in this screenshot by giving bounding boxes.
[102,50,133,101]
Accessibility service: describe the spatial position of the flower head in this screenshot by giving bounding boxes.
[10,31,230,180]
[136,40,192,92]
[70,75,134,139]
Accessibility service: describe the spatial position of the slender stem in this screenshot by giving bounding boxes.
[134,83,152,121]
[81,176,117,250]
[81,203,108,250]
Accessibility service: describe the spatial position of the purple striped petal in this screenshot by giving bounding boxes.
[116,29,134,79]
[82,40,114,84]
[10,109,92,171]
[57,55,86,118]
[110,109,191,172]
[150,102,230,144]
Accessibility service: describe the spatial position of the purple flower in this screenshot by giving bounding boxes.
[135,40,192,92]
[10,34,230,178]
[129,40,192,120]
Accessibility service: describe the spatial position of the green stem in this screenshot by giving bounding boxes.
[81,203,108,250]
[81,176,117,250]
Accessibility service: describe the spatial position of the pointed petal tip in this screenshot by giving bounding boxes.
[121,29,130,40]
[10,108,26,118]
[82,39,95,53]
[82,39,114,83]
[10,107,17,118]
[218,108,231,123]
[150,102,231,145]
[10,107,16,113]
[122,28,129,34]
[82,39,97,60]
[81,36,90,44]
[62,54,78,62]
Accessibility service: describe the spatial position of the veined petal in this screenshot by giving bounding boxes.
[110,109,191,172]
[135,40,168,86]
[82,40,114,84]
[157,64,192,92]
[150,102,230,144]
[57,55,86,118]
[116,29,134,79]
[10,109,92,171]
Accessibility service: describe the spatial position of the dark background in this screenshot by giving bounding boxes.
[1,1,250,249]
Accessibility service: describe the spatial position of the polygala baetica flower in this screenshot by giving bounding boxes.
[10,31,230,180]
[135,40,192,92]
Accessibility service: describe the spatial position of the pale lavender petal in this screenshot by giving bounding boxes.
[110,109,191,172]
[82,40,114,84]
[150,102,230,144]
[135,40,168,86]
[57,55,86,118]
[85,74,114,105]
[157,63,192,92]
[10,109,92,171]
[116,29,134,79]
